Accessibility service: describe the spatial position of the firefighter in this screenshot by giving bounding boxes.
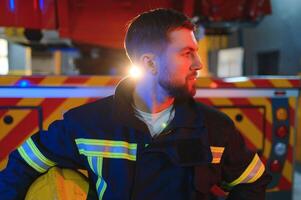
[0,8,271,199]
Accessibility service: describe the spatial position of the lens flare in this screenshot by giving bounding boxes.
[129,65,142,78]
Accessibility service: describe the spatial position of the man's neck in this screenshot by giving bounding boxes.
[133,81,174,114]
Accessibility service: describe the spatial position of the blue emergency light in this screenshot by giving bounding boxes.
[9,0,15,12]
[16,80,31,87]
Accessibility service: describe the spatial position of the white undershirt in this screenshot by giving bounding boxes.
[134,105,175,137]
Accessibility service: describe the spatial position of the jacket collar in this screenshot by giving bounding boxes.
[112,77,149,133]
[112,77,211,165]
[170,97,204,129]
[112,77,204,130]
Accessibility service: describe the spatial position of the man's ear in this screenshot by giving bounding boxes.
[140,53,157,75]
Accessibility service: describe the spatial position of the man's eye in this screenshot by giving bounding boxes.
[183,51,194,58]
[183,52,192,57]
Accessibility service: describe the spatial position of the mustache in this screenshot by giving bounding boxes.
[187,71,199,79]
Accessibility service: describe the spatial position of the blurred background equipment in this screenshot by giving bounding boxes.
[0,0,279,77]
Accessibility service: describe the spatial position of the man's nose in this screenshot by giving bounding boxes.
[190,53,203,70]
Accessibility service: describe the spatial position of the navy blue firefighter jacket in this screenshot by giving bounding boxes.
[0,78,271,200]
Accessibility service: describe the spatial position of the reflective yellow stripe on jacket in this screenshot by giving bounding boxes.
[75,138,137,161]
[17,137,56,173]
[75,138,137,199]
[87,155,107,200]
[210,146,225,164]
[227,154,265,187]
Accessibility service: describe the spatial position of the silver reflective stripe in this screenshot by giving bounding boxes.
[17,137,56,173]
[75,138,137,161]
[87,155,106,199]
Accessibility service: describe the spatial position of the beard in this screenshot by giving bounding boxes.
[158,75,196,98]
[157,58,197,98]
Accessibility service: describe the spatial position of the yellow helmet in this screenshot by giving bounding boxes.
[25,167,89,200]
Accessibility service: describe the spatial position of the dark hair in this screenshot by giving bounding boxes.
[124,8,195,62]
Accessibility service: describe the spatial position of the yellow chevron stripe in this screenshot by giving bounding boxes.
[282,159,293,183]
[209,97,273,161]
[289,118,295,148]
[43,98,90,129]
[247,98,273,124]
[293,96,301,163]
[18,127,39,147]
[288,97,297,111]
[234,80,256,88]
[209,97,271,160]
[280,94,297,177]
[207,97,273,174]
[0,99,44,141]
[3,98,91,149]
[0,157,8,171]
[16,98,45,107]
[209,98,233,105]
[245,98,273,160]
[281,97,294,185]
[0,76,21,85]
[289,97,297,147]
[38,76,68,85]
[83,76,117,86]
[269,79,293,88]
[220,108,264,150]
[262,140,272,161]
[196,77,212,87]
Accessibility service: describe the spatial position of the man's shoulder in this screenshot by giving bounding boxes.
[195,101,235,146]
[195,101,234,127]
[64,95,114,120]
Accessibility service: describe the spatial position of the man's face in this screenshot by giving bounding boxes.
[157,28,202,98]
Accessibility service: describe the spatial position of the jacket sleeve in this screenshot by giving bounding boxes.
[0,114,83,200]
[221,121,272,200]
